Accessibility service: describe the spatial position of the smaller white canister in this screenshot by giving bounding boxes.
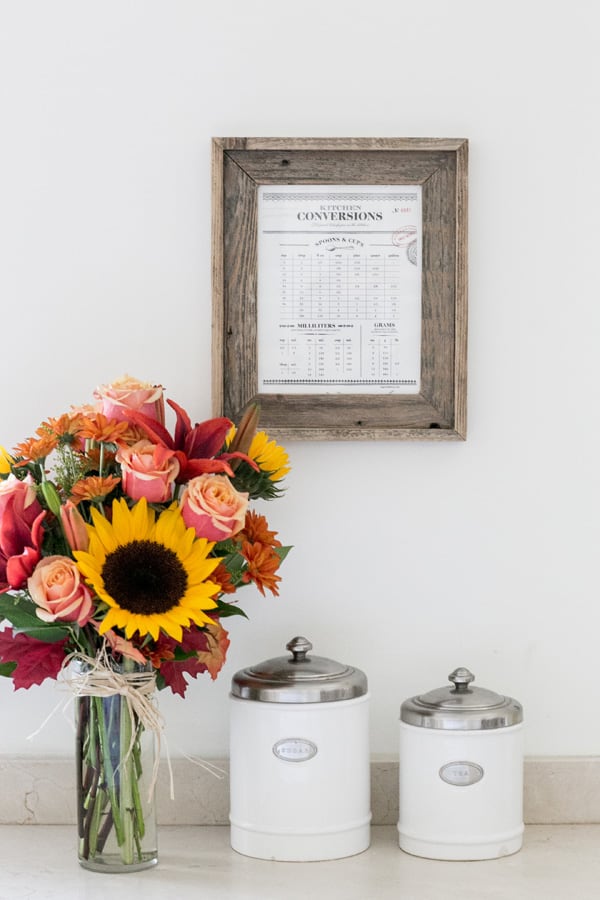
[399,667,524,861]
[229,636,370,861]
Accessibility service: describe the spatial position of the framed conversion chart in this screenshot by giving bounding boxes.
[212,137,468,441]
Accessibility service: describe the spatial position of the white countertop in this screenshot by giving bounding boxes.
[2,825,600,900]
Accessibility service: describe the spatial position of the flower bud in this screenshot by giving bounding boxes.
[40,481,62,517]
[60,501,89,552]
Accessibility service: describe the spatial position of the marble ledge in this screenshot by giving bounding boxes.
[1,755,600,826]
[3,825,600,900]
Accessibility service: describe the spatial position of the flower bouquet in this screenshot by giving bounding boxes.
[0,376,290,871]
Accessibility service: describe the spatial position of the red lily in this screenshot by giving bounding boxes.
[0,493,46,591]
[126,399,258,482]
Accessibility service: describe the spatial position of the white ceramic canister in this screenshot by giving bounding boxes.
[229,636,370,861]
[398,667,524,861]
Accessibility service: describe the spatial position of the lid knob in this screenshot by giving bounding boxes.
[286,636,313,663]
[448,667,475,694]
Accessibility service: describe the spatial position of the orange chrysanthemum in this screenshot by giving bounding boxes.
[70,474,121,504]
[38,412,85,440]
[238,510,281,548]
[78,413,130,444]
[146,646,176,669]
[211,561,236,595]
[85,446,116,470]
[241,541,282,597]
[13,434,58,463]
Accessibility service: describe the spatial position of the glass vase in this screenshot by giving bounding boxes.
[75,660,158,872]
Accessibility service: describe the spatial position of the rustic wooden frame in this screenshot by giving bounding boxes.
[212,137,468,441]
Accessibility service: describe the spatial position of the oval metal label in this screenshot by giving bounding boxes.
[273,738,318,762]
[439,761,484,787]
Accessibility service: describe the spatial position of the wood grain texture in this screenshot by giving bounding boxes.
[226,149,448,185]
[211,139,225,415]
[420,160,456,428]
[222,154,258,417]
[211,137,468,440]
[454,140,469,439]
[215,137,467,152]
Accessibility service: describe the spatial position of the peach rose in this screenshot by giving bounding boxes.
[116,440,180,502]
[180,474,248,541]
[94,375,165,425]
[28,556,94,627]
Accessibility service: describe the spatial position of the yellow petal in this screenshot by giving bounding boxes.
[87,514,118,555]
[0,446,13,475]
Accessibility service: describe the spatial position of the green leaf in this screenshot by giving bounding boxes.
[275,545,292,563]
[229,459,285,500]
[220,550,247,583]
[0,594,70,643]
[0,592,31,625]
[223,549,246,567]
[13,624,71,643]
[215,599,248,619]
[213,538,238,555]
[0,661,16,678]
[172,646,199,661]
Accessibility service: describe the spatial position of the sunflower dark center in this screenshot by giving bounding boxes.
[102,540,188,615]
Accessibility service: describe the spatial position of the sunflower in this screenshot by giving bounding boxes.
[74,497,221,641]
[248,432,290,481]
[0,445,13,475]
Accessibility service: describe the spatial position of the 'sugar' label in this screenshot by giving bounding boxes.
[273,738,318,762]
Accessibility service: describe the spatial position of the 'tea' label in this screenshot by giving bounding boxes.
[439,761,484,786]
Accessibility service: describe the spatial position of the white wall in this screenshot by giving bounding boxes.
[1,0,599,759]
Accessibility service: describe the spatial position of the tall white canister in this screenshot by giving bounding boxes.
[399,667,524,861]
[229,636,370,861]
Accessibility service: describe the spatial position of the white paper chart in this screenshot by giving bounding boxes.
[257,185,422,395]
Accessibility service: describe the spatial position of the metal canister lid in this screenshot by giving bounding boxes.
[231,636,368,703]
[400,667,523,730]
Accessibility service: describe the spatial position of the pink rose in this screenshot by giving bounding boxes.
[116,440,180,502]
[94,375,165,426]
[180,474,248,541]
[28,556,94,627]
[60,501,89,552]
[0,477,46,591]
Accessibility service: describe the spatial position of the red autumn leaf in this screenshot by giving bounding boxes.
[156,622,229,697]
[0,627,67,689]
[158,655,208,698]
